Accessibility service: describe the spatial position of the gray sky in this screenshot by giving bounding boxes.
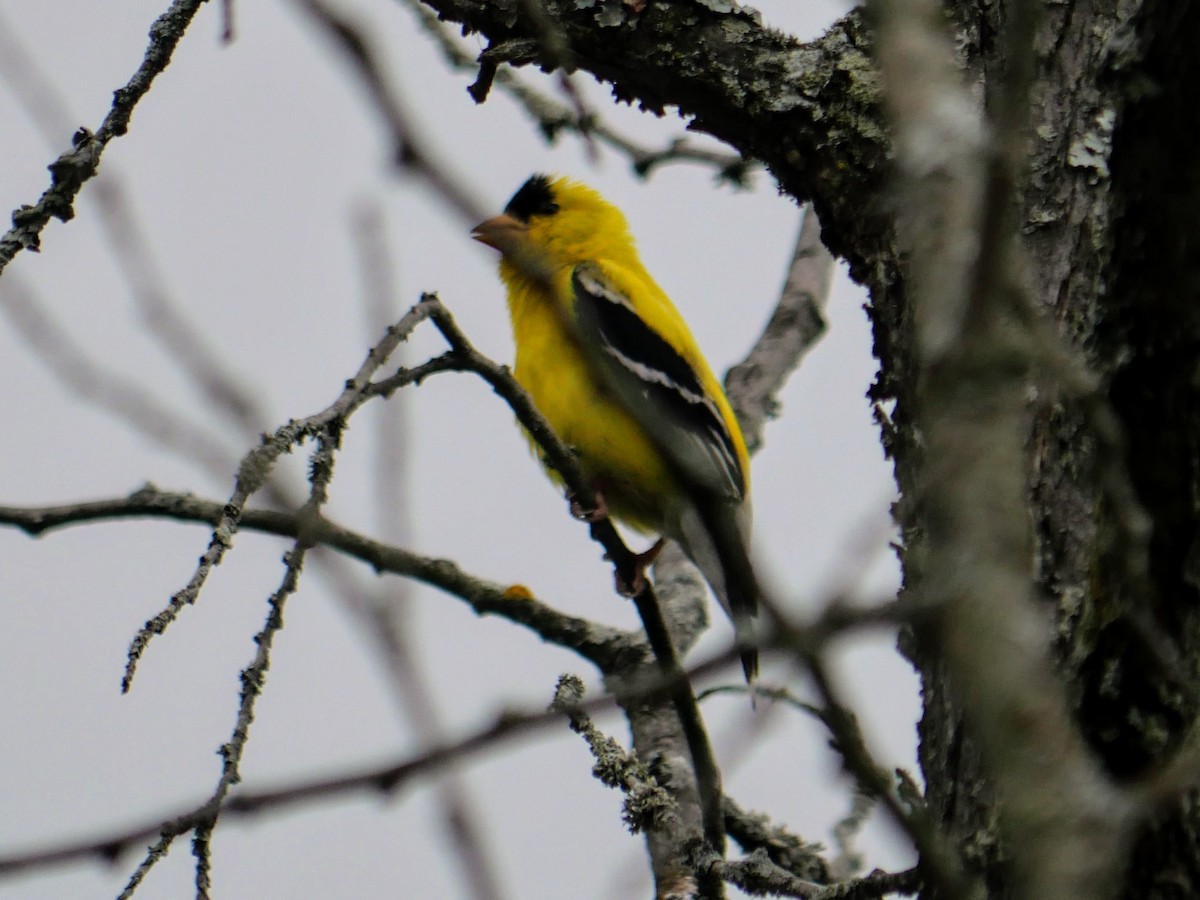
[0,1,915,897]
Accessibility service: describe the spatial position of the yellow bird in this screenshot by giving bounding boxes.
[473,175,758,681]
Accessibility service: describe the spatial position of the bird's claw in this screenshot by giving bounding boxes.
[613,538,666,598]
[570,490,609,523]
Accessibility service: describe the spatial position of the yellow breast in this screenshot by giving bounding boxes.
[505,273,677,533]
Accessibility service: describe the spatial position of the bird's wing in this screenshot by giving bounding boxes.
[570,262,745,503]
[572,262,759,681]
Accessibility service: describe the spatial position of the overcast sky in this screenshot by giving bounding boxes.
[0,1,916,898]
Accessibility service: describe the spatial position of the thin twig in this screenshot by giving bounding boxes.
[692,843,921,899]
[123,423,340,896]
[815,866,922,899]
[0,20,278,471]
[687,843,824,898]
[799,645,975,898]
[397,0,751,180]
[0,687,607,881]
[552,676,677,833]
[722,796,828,883]
[0,0,209,274]
[348,207,506,900]
[120,298,442,691]
[512,0,601,160]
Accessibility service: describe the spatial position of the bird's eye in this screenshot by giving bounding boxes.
[504,174,560,222]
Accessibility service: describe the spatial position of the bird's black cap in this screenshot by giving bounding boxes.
[504,174,559,222]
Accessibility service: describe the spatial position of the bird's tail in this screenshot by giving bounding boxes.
[675,498,759,684]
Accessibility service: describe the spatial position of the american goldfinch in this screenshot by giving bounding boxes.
[473,175,758,681]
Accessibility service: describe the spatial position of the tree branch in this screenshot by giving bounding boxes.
[0,0,209,275]
[726,204,835,453]
[553,675,678,834]
[0,686,613,881]
[398,0,750,180]
[415,301,729,873]
[0,485,627,664]
[120,297,442,690]
[722,796,828,883]
[412,0,889,275]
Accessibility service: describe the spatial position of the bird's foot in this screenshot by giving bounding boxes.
[613,538,666,597]
[570,490,609,523]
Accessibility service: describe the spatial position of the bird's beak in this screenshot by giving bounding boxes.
[471,214,527,254]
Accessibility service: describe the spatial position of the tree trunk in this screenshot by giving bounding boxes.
[418,1,1200,895]
[911,3,1200,896]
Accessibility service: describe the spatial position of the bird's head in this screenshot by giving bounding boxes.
[472,175,638,280]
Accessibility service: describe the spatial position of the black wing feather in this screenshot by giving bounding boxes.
[571,263,745,501]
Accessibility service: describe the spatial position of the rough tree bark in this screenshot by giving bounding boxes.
[414,1,1200,897]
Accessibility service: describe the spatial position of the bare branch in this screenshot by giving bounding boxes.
[722,797,828,883]
[120,532,313,899]
[691,841,920,899]
[687,843,824,898]
[0,689,600,882]
[726,204,835,453]
[813,867,922,900]
[397,0,750,180]
[0,0,208,274]
[799,644,978,900]
[553,675,677,834]
[121,298,441,690]
[0,483,627,662]
[126,414,346,893]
